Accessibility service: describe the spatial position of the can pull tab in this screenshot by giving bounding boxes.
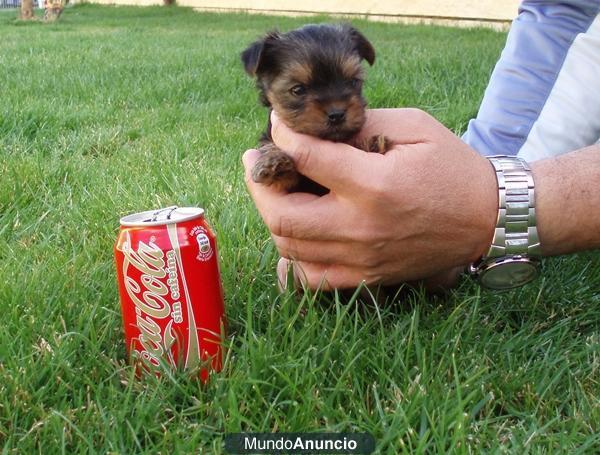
[121,206,204,226]
[149,206,178,222]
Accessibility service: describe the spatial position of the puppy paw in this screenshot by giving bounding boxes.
[360,135,393,154]
[252,147,300,192]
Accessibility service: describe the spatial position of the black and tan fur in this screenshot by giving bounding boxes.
[242,24,391,193]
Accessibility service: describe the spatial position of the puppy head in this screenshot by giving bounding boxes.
[241,24,376,141]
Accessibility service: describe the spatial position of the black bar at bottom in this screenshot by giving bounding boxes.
[224,433,375,454]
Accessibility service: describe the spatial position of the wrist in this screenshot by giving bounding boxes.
[470,155,543,289]
[468,155,499,264]
[531,153,582,256]
[530,159,555,256]
[531,145,600,256]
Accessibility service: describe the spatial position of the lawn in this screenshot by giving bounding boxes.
[0,4,599,453]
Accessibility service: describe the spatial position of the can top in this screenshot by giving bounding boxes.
[120,206,205,227]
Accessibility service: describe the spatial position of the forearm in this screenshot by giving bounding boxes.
[463,2,600,158]
[532,144,600,256]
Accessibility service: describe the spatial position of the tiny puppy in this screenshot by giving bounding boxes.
[242,24,390,193]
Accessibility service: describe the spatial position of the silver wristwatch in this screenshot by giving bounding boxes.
[469,155,541,290]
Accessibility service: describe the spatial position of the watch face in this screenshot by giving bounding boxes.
[479,259,538,290]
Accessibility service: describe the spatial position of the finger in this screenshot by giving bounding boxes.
[273,234,371,265]
[243,150,350,240]
[279,257,381,292]
[291,261,371,291]
[354,108,447,145]
[270,112,375,193]
[243,147,318,204]
[242,148,262,180]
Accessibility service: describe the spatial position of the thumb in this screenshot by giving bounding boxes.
[355,108,446,145]
[270,111,374,193]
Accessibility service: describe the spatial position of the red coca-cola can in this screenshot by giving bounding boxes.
[114,206,225,381]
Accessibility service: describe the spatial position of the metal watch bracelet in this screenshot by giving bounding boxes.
[487,155,540,258]
[469,155,542,288]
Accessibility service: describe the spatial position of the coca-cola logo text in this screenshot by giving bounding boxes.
[122,239,179,367]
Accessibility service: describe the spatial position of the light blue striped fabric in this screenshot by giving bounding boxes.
[463,0,600,158]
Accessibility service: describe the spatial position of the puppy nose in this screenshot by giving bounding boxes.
[327,109,346,125]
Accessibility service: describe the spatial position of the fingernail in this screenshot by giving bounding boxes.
[277,257,290,292]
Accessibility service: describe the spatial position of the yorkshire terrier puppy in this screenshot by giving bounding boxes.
[242,24,391,193]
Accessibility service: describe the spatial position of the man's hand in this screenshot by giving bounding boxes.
[243,108,498,290]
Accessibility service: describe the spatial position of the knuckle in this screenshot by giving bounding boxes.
[265,213,280,236]
[367,175,390,200]
[355,162,392,201]
[352,222,376,245]
[352,216,388,247]
[364,269,384,286]
[361,250,384,270]
[408,107,433,123]
[266,212,294,238]
[292,144,314,174]
[273,236,296,259]
[272,235,287,255]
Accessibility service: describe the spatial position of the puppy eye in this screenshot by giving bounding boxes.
[350,78,363,89]
[290,84,306,96]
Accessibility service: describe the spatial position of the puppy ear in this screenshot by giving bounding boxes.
[241,31,281,76]
[241,41,264,76]
[349,27,376,66]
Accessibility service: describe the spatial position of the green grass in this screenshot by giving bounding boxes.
[1,4,599,453]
